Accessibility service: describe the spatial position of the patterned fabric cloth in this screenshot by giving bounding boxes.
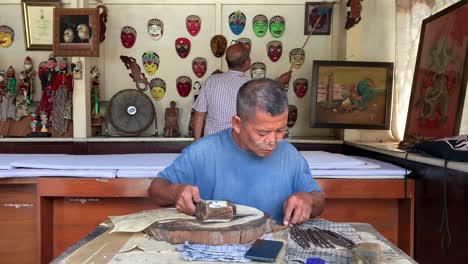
[52,86,68,135]
[15,92,29,120]
[176,241,251,262]
[286,219,361,264]
[193,70,249,136]
[0,94,17,121]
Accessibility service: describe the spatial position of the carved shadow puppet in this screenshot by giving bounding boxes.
[39,55,57,119]
[51,58,73,135]
[0,67,17,121]
[186,15,201,36]
[120,55,150,91]
[164,101,180,137]
[250,62,266,80]
[210,35,227,58]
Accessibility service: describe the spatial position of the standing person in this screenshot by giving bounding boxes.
[149,79,325,226]
[192,43,292,140]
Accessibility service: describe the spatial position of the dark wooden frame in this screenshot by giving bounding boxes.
[310,60,394,129]
[21,0,61,50]
[404,1,468,140]
[53,8,99,57]
[304,2,332,35]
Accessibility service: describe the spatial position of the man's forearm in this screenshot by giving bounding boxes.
[148,178,182,206]
[193,111,206,140]
[309,191,326,218]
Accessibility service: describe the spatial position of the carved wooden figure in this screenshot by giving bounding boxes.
[164,101,180,137]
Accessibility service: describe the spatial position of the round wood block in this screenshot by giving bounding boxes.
[145,205,272,245]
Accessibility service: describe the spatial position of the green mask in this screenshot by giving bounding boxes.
[269,15,285,38]
[252,14,268,37]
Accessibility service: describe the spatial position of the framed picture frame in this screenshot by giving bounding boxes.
[21,0,60,50]
[304,2,332,35]
[404,1,468,140]
[310,60,394,129]
[53,8,100,57]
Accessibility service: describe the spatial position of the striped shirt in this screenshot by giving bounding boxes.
[193,70,249,136]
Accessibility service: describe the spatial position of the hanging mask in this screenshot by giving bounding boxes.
[293,78,308,98]
[176,76,192,97]
[252,15,268,38]
[150,78,166,101]
[289,48,305,69]
[186,15,201,36]
[175,38,191,58]
[288,105,298,128]
[147,19,163,41]
[193,81,201,94]
[267,40,282,62]
[228,11,246,35]
[121,26,136,48]
[192,57,207,78]
[250,62,266,80]
[269,15,285,38]
[142,51,160,75]
[210,35,227,58]
[236,38,252,52]
[0,25,14,48]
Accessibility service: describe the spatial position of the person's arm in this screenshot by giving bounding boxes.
[282,191,325,226]
[193,111,206,140]
[148,178,201,215]
[276,71,292,85]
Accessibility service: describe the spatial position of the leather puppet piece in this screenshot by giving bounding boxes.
[250,62,266,80]
[293,78,308,98]
[192,57,207,78]
[97,5,108,42]
[0,25,14,48]
[176,76,192,97]
[236,37,252,52]
[269,15,285,38]
[175,38,191,58]
[252,14,268,38]
[0,66,17,121]
[148,18,164,40]
[121,26,136,48]
[345,0,362,30]
[267,40,282,62]
[287,105,298,128]
[51,58,74,135]
[210,35,227,58]
[228,11,246,35]
[289,48,305,69]
[142,51,160,75]
[186,15,201,36]
[150,78,166,101]
[21,56,36,105]
[120,55,150,91]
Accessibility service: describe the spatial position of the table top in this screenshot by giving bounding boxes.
[51,221,416,264]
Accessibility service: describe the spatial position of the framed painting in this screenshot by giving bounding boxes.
[310,60,394,129]
[304,2,332,35]
[404,1,468,140]
[53,8,99,57]
[21,0,61,50]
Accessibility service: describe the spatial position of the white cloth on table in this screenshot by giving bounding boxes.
[0,169,116,178]
[299,151,380,169]
[0,154,69,169]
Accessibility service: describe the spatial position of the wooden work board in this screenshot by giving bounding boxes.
[145,211,272,245]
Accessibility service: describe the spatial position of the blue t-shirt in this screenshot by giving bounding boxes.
[157,129,322,221]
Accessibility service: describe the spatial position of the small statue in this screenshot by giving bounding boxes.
[90,66,100,118]
[40,111,48,133]
[39,55,57,119]
[0,66,17,121]
[30,112,39,133]
[164,101,180,137]
[15,73,29,119]
[21,56,36,105]
[51,58,73,135]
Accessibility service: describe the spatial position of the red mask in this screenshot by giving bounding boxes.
[267,40,282,62]
[175,38,191,58]
[288,105,298,128]
[192,57,207,78]
[186,15,201,36]
[293,78,308,98]
[121,26,136,48]
[176,76,192,97]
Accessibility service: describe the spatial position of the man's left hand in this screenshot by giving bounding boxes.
[283,192,313,226]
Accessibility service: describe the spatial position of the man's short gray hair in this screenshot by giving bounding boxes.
[236,78,288,121]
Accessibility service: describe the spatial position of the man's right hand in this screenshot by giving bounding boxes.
[175,184,201,215]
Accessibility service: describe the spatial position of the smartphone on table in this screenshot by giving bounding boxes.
[245,239,284,262]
